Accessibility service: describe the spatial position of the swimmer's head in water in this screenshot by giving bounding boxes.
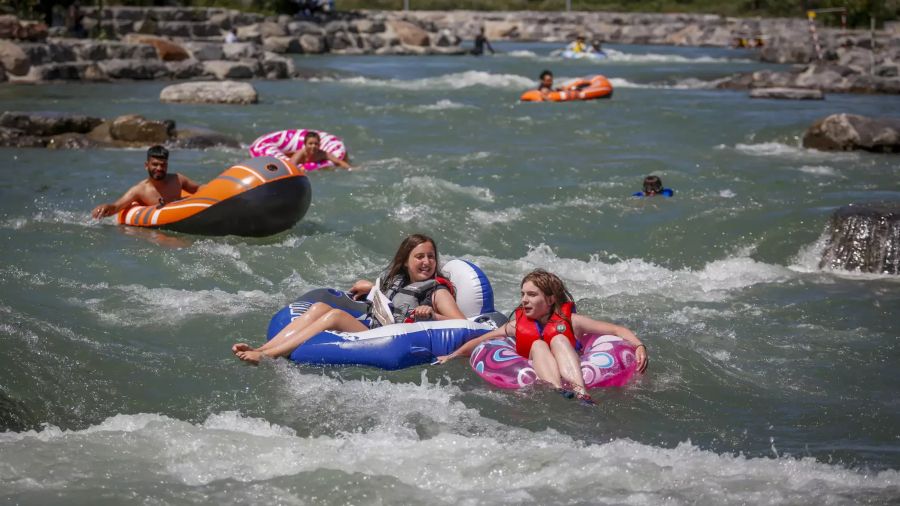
[643,175,663,195]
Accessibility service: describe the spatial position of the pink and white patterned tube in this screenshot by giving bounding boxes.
[248,129,347,170]
[469,334,638,389]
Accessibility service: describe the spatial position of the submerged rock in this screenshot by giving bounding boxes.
[170,126,240,149]
[820,203,900,275]
[803,114,900,152]
[749,87,824,100]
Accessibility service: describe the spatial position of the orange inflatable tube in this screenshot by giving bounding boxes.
[117,156,312,237]
[520,75,613,102]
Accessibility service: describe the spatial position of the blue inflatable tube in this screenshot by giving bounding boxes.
[266,260,508,370]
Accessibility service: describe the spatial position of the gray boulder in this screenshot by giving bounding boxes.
[182,41,224,61]
[0,126,47,148]
[223,42,261,60]
[299,34,325,54]
[0,40,30,76]
[98,59,170,80]
[159,80,258,104]
[263,36,303,54]
[109,114,174,143]
[803,113,900,152]
[170,126,241,149]
[165,59,209,80]
[388,20,430,47]
[202,60,255,80]
[749,87,824,100]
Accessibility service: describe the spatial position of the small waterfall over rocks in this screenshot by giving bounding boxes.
[819,203,900,275]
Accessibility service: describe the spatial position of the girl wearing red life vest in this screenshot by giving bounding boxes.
[438,269,648,403]
[232,234,465,364]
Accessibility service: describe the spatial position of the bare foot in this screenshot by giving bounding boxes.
[236,350,264,365]
[232,343,252,355]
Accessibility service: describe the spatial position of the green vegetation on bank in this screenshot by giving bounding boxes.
[4,0,896,28]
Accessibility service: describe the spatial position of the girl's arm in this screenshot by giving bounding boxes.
[572,314,648,373]
[427,289,466,320]
[348,279,373,300]
[434,320,514,364]
[325,151,352,170]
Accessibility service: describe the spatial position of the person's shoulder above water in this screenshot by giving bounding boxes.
[634,175,673,197]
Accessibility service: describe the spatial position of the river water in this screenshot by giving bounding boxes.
[1,42,899,504]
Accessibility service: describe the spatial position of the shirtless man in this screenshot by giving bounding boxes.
[288,131,352,170]
[537,70,556,99]
[91,145,200,219]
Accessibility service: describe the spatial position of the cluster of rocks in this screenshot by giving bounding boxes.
[0,7,465,83]
[0,111,239,150]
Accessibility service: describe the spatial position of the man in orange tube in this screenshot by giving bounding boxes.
[91,145,200,219]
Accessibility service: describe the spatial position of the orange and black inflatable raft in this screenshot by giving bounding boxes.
[520,75,613,102]
[117,156,311,237]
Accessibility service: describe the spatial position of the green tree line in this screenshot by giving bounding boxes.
[4,0,896,27]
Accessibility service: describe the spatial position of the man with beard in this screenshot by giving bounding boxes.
[91,145,200,219]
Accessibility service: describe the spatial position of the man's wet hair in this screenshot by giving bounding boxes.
[147,145,169,161]
[305,131,320,141]
[643,175,663,193]
[540,70,553,80]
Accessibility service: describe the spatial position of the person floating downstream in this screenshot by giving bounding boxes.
[633,175,674,197]
[537,70,558,99]
[471,27,494,56]
[436,269,648,405]
[566,35,587,54]
[91,145,200,219]
[232,233,465,364]
[288,131,352,170]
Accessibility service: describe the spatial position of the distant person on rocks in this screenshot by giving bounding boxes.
[471,27,494,56]
[224,29,238,44]
[633,175,674,197]
[65,1,86,38]
[92,145,200,219]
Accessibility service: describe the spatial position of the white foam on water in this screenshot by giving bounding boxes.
[725,142,859,162]
[603,48,752,64]
[798,165,840,177]
[397,176,495,203]
[326,71,534,91]
[470,206,524,226]
[505,49,538,58]
[2,408,897,503]
[607,77,723,90]
[1,217,27,229]
[720,189,737,198]
[473,244,796,305]
[77,284,276,326]
[413,99,471,112]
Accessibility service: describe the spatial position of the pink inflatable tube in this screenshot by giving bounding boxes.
[469,334,638,389]
[249,129,348,171]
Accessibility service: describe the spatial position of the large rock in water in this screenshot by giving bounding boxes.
[803,114,900,152]
[0,40,30,76]
[0,111,103,136]
[109,114,174,144]
[820,203,900,275]
[159,80,258,104]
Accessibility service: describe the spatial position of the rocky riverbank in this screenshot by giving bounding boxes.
[0,8,464,83]
[0,7,897,94]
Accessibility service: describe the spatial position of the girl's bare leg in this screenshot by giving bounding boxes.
[529,341,563,389]
[550,335,588,395]
[237,308,367,364]
[231,302,333,354]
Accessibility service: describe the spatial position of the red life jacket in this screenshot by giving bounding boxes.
[514,301,576,357]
